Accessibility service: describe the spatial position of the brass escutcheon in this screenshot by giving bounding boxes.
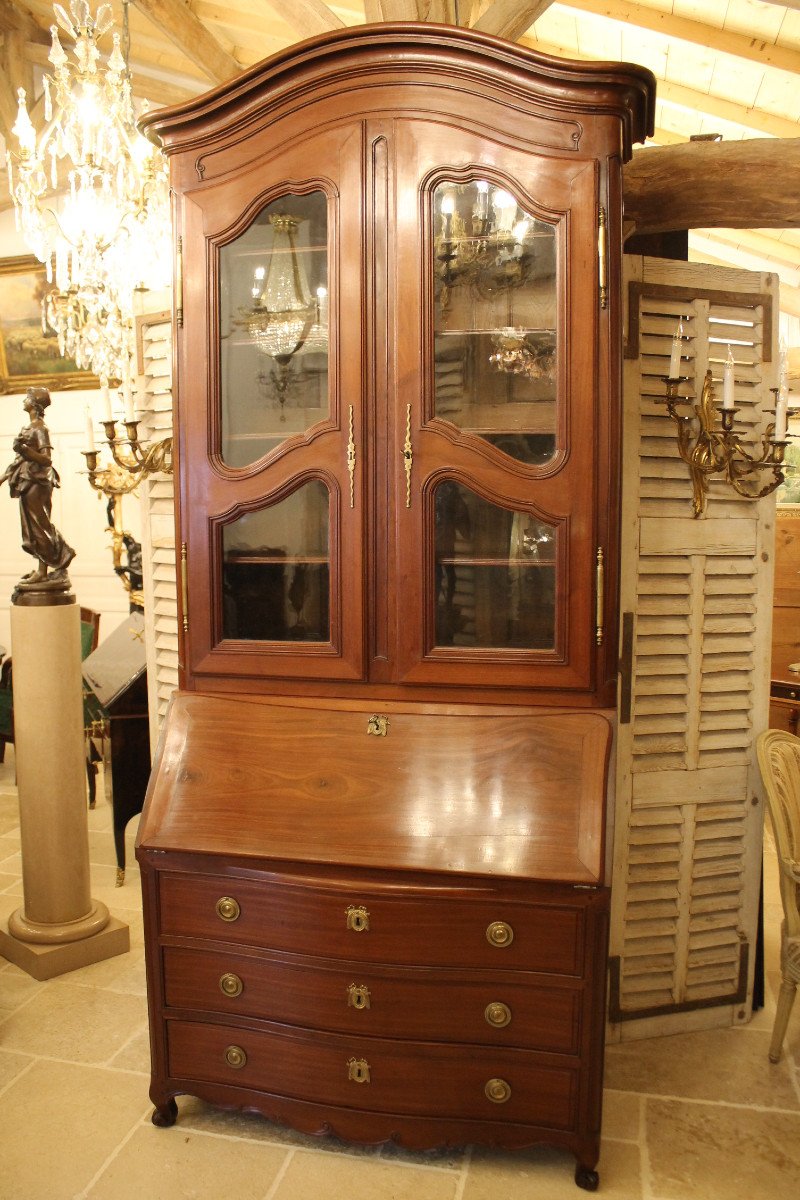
[486,920,514,948]
[485,1077,512,1104]
[347,1057,371,1084]
[347,983,371,1010]
[219,972,243,998]
[367,714,389,736]
[484,1001,512,1028]
[346,904,370,932]
[215,896,241,923]
[224,1045,247,1069]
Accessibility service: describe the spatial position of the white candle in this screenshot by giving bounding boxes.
[122,375,135,423]
[85,407,95,452]
[100,382,112,422]
[722,345,735,410]
[775,390,788,441]
[668,319,683,379]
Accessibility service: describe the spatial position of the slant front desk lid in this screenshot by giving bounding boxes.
[138,694,612,885]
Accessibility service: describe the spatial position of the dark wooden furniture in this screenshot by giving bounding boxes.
[137,24,655,1190]
[83,613,149,884]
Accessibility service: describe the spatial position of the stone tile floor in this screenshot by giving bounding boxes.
[0,745,798,1199]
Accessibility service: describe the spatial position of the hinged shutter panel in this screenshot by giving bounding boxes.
[611,258,777,1038]
[136,311,179,751]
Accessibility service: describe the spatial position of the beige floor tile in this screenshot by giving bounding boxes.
[86,1122,290,1200]
[605,1025,800,1108]
[602,1088,642,1142]
[0,1046,34,1089]
[0,849,21,873]
[69,946,147,994]
[463,1140,642,1199]
[0,1060,148,1200]
[0,816,20,836]
[645,1097,800,1200]
[178,1095,380,1154]
[379,1139,466,1169]
[0,966,44,1012]
[107,1028,151,1074]
[274,1148,460,1200]
[0,979,147,1064]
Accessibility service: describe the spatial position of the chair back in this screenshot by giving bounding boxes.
[757,729,800,939]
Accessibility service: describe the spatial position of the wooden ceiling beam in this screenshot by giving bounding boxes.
[0,0,49,44]
[131,0,241,83]
[377,1,418,18]
[256,0,344,37]
[624,138,800,237]
[527,35,800,139]
[561,0,800,77]
[474,1,553,40]
[418,1,459,21]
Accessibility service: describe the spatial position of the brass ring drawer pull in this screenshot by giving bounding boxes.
[346,905,370,932]
[215,896,241,923]
[486,920,514,948]
[485,1077,512,1104]
[224,1045,247,1069]
[219,972,243,998]
[484,1001,512,1028]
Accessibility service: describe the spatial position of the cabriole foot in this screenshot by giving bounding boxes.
[152,1098,178,1127]
[575,1165,599,1191]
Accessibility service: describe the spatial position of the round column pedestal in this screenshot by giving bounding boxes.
[0,591,129,980]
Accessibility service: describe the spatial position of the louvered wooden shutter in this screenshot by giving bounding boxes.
[610,257,778,1038]
[135,310,179,751]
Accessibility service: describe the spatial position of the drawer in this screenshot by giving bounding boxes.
[159,873,586,976]
[166,1019,577,1130]
[163,946,582,1054]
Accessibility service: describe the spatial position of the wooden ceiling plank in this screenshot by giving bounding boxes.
[364,0,383,18]
[560,0,800,77]
[418,0,458,21]
[0,0,48,44]
[527,34,800,139]
[474,1,554,40]
[131,0,241,83]
[706,227,800,275]
[256,0,345,37]
[624,138,800,237]
[378,1,419,18]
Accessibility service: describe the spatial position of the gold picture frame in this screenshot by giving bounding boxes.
[0,255,97,394]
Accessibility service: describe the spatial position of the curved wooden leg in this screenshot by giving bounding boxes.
[575,1164,600,1191]
[151,1098,178,1127]
[769,977,797,1063]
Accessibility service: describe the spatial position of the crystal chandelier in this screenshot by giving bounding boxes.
[5,0,171,385]
[244,213,328,415]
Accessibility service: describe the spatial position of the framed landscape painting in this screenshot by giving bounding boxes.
[0,255,96,393]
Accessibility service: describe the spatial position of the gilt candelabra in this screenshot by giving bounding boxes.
[661,369,789,517]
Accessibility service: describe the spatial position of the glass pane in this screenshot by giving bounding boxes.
[222,480,330,642]
[434,481,556,650]
[219,191,329,468]
[433,179,557,467]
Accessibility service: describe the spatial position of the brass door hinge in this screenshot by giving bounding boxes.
[176,236,184,328]
[597,206,608,310]
[180,541,189,633]
[595,546,604,646]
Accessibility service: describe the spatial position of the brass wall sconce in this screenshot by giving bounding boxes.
[82,378,173,493]
[660,364,790,518]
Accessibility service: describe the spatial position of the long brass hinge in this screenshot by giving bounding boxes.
[595,546,604,646]
[180,542,189,632]
[176,235,184,328]
[597,206,608,310]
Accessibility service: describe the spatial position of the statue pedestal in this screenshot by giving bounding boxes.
[0,592,129,979]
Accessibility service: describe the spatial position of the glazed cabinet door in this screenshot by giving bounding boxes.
[179,125,366,682]
[390,123,602,692]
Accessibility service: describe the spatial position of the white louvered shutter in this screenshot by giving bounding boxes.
[610,257,778,1039]
[135,310,179,753]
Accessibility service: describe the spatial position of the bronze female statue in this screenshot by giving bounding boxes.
[0,387,75,588]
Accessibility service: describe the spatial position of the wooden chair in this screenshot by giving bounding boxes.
[756,728,800,1062]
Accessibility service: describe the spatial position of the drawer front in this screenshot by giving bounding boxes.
[166,1019,577,1130]
[163,946,582,1054]
[159,873,586,975]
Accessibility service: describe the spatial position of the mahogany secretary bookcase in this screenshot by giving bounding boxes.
[137,25,654,1190]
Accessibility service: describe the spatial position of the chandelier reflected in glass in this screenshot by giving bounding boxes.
[5,0,171,385]
[245,213,328,417]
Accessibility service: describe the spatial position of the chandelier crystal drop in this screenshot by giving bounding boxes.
[5,1,171,384]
